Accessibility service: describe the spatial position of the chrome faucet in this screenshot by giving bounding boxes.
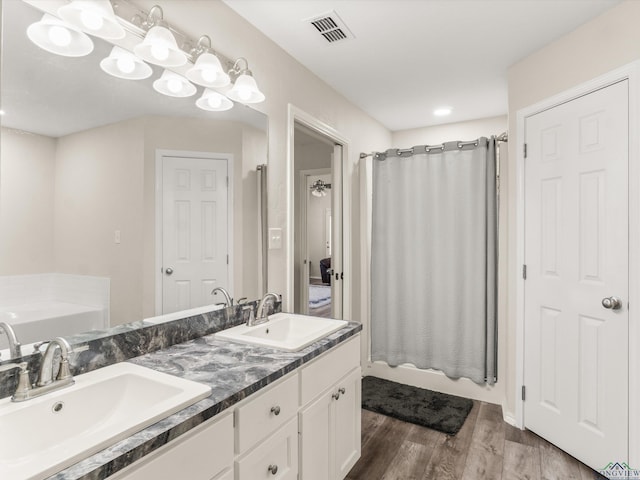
[248,292,279,326]
[211,287,233,307]
[9,337,75,402]
[37,337,74,387]
[0,322,22,359]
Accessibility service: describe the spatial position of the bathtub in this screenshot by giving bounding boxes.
[143,303,226,325]
[0,301,106,355]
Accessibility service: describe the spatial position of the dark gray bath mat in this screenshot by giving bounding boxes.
[361,376,473,435]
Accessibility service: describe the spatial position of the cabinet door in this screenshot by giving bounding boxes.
[236,418,298,480]
[333,368,361,479]
[299,390,332,480]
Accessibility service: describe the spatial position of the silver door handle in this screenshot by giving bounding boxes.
[602,296,622,310]
[165,267,174,275]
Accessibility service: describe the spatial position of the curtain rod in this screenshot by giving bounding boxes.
[359,132,508,159]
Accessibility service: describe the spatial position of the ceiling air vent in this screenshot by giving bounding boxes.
[307,11,354,44]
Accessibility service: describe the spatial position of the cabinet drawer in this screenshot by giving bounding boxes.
[236,373,299,454]
[236,417,298,480]
[300,335,360,405]
[109,413,233,480]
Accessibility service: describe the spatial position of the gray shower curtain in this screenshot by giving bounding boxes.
[370,138,497,384]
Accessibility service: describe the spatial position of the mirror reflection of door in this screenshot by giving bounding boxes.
[159,152,231,315]
[293,124,343,319]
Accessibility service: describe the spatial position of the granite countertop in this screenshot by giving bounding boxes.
[49,321,362,480]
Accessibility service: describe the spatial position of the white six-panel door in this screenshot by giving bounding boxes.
[162,156,229,314]
[523,80,629,470]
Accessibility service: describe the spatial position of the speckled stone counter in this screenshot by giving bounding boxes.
[0,302,267,400]
[47,321,362,480]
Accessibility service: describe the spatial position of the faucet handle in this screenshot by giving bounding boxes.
[56,358,73,381]
[13,362,32,399]
[242,305,255,324]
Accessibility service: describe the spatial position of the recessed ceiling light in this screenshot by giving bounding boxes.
[434,107,452,116]
[0,110,5,116]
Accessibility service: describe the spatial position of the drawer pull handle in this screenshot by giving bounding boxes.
[268,464,279,475]
[270,405,281,416]
[332,387,347,400]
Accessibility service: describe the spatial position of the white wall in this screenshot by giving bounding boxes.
[132,0,393,325]
[504,0,640,419]
[392,115,507,147]
[0,128,56,274]
[54,118,145,325]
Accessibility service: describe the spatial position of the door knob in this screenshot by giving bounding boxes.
[165,267,174,275]
[602,296,622,310]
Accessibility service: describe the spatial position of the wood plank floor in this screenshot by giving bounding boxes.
[346,402,608,480]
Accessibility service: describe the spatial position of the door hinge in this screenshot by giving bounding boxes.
[522,385,526,401]
[227,254,229,265]
[523,143,528,159]
[226,176,229,187]
[522,264,527,280]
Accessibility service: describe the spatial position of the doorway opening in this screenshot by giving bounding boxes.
[288,106,350,319]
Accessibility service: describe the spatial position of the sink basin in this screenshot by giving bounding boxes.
[214,312,348,352]
[0,362,211,480]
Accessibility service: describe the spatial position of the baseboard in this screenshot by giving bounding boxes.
[502,407,519,428]
[365,361,503,406]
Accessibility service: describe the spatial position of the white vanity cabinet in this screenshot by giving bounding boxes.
[110,412,234,480]
[106,334,361,480]
[299,336,362,480]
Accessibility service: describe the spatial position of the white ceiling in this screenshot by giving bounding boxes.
[222,0,622,131]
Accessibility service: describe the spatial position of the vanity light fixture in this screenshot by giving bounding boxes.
[133,6,187,67]
[310,179,331,197]
[226,58,265,104]
[27,13,94,57]
[153,70,196,97]
[196,89,234,112]
[58,0,126,40]
[100,46,152,80]
[186,36,231,88]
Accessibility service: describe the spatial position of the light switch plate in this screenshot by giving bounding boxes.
[268,228,283,249]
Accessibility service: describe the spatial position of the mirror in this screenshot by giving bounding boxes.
[0,0,268,359]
